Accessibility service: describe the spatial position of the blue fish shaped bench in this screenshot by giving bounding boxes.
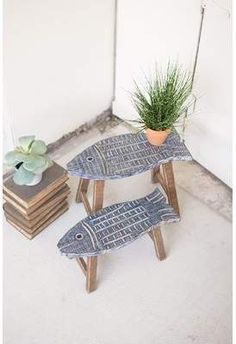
[66,131,192,180]
[57,188,180,258]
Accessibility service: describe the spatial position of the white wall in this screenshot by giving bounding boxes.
[4,0,115,150]
[113,0,201,119]
[185,0,232,186]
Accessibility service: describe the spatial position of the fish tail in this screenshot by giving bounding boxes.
[145,188,166,204]
[144,188,180,226]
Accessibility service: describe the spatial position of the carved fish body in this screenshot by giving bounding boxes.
[57,188,180,258]
[66,132,192,179]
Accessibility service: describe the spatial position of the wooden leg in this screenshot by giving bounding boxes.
[148,231,154,241]
[151,166,160,184]
[76,178,90,203]
[85,180,105,292]
[162,162,180,216]
[75,179,105,292]
[86,257,98,293]
[92,180,105,212]
[151,167,168,194]
[76,257,87,276]
[152,227,166,261]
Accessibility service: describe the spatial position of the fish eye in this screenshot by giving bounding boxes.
[75,233,83,240]
[86,156,94,162]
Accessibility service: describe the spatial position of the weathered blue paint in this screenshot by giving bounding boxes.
[66,131,192,180]
[57,188,180,258]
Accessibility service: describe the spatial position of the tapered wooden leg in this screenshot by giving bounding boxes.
[85,180,105,292]
[92,180,105,212]
[148,231,154,241]
[151,166,168,194]
[86,256,98,293]
[75,179,105,292]
[151,166,160,184]
[76,257,87,276]
[162,162,180,216]
[76,178,90,203]
[152,227,166,261]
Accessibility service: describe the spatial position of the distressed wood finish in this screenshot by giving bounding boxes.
[148,231,154,241]
[4,183,70,217]
[76,257,87,276]
[151,162,179,216]
[152,227,166,261]
[6,203,68,239]
[86,180,105,292]
[148,226,166,261]
[58,188,179,293]
[74,176,171,292]
[76,178,90,203]
[162,162,180,216]
[5,199,68,229]
[151,166,160,184]
[4,162,70,239]
[151,168,167,194]
[3,162,68,208]
[86,257,98,293]
[92,180,105,212]
[75,178,105,292]
[67,131,190,292]
[67,131,192,180]
[58,188,178,258]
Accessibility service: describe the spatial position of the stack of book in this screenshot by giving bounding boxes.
[3,162,70,239]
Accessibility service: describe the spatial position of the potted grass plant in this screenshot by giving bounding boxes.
[4,136,53,186]
[131,63,192,145]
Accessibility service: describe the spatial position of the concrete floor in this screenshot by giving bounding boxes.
[3,124,232,344]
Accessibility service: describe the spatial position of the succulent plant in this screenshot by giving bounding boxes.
[5,136,53,185]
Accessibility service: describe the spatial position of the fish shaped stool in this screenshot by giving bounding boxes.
[57,188,180,292]
[67,131,192,180]
[67,131,192,216]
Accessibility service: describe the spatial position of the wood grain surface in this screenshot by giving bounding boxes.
[3,180,69,215]
[3,184,70,219]
[4,198,68,228]
[3,162,68,208]
[5,202,69,239]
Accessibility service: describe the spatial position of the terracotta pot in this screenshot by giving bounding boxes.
[146,128,171,146]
